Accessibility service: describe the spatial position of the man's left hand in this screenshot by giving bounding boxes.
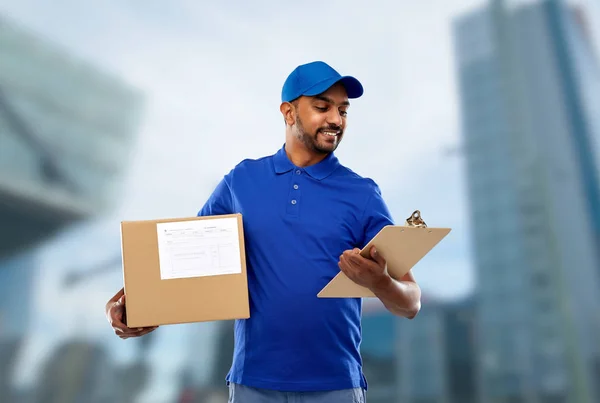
[338,246,388,289]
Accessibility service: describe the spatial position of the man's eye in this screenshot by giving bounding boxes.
[315,106,328,111]
[340,110,348,117]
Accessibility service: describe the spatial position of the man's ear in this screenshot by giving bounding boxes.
[280,101,296,126]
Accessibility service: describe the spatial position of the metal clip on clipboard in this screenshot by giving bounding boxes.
[405,210,427,228]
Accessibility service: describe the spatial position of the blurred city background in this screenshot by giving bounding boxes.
[0,0,599,402]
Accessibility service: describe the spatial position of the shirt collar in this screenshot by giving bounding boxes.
[273,144,340,181]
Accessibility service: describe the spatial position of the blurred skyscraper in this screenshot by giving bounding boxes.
[176,320,234,401]
[453,0,600,402]
[396,295,477,403]
[0,251,36,401]
[32,339,115,403]
[0,13,144,400]
[0,14,144,258]
[360,306,398,403]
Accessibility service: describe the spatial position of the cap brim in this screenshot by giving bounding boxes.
[304,75,364,99]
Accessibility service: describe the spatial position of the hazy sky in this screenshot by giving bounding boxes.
[2,0,598,401]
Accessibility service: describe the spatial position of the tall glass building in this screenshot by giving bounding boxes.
[0,14,144,402]
[453,1,600,402]
[0,13,143,328]
[395,296,477,403]
[0,251,37,400]
[361,306,398,403]
[0,14,144,258]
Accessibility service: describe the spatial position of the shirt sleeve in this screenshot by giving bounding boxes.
[359,183,395,249]
[197,173,235,217]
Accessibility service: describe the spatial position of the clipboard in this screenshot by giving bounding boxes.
[317,210,451,298]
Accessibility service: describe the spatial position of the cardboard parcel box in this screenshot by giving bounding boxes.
[120,213,249,328]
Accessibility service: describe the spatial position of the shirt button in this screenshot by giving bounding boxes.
[291,200,297,205]
[295,170,301,175]
[293,184,299,190]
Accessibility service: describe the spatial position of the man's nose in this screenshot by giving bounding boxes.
[327,109,343,127]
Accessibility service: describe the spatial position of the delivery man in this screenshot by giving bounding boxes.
[105,61,421,403]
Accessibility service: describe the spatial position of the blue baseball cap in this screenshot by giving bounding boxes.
[281,61,364,103]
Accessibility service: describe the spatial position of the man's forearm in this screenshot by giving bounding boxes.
[369,275,421,319]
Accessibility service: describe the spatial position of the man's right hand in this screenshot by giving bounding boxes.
[105,287,158,339]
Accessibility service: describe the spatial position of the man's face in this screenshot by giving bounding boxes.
[292,83,349,154]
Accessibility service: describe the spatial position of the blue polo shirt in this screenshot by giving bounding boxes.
[197,144,394,392]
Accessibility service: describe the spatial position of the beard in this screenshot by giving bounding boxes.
[294,115,343,154]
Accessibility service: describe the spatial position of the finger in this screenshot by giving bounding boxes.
[107,288,125,308]
[110,312,130,333]
[338,260,347,272]
[338,257,352,274]
[370,247,386,267]
[115,288,125,300]
[116,329,131,338]
[109,295,131,328]
[137,327,157,337]
[111,314,148,335]
[112,294,126,316]
[119,330,147,338]
[114,326,138,336]
[346,253,365,269]
[115,326,153,337]
[340,255,359,272]
[126,325,155,334]
[118,326,157,339]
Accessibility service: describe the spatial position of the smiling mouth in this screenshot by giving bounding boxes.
[319,130,340,137]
